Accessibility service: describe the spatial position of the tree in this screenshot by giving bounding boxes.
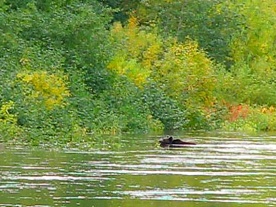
[136,0,242,66]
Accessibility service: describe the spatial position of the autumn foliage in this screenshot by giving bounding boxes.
[1,0,276,146]
[228,105,250,122]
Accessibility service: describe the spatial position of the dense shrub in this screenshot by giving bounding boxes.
[142,83,187,130]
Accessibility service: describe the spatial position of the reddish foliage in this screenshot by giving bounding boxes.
[228,104,249,122]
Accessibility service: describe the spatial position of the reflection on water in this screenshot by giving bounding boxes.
[0,133,276,207]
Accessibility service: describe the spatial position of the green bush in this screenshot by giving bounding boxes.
[142,83,187,130]
[96,77,163,133]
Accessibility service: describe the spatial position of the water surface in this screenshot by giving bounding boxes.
[0,132,276,206]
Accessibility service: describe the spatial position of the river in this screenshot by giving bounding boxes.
[0,132,276,207]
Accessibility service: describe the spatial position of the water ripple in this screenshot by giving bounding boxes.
[0,135,276,206]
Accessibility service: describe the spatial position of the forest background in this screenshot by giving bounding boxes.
[1,0,276,146]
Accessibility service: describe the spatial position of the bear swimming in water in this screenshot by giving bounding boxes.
[159,136,196,148]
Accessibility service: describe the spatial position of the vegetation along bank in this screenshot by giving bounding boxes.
[1,0,276,147]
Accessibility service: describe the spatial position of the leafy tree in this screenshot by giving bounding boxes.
[108,17,163,87]
[108,17,218,129]
[136,0,243,65]
[219,0,276,105]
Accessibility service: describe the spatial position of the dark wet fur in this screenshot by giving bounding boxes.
[159,136,196,148]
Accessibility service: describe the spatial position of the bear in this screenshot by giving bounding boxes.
[159,135,196,148]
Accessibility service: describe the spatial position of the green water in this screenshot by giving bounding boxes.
[0,133,276,207]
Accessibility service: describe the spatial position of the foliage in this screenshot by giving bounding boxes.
[108,17,216,105]
[0,101,17,124]
[136,0,243,65]
[17,71,70,110]
[151,38,216,108]
[96,77,164,133]
[223,106,276,132]
[108,17,218,130]
[108,17,162,87]
[229,0,276,66]
[98,0,140,23]
[0,101,22,141]
[142,83,186,130]
[2,0,276,147]
[0,0,115,146]
[214,1,276,105]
